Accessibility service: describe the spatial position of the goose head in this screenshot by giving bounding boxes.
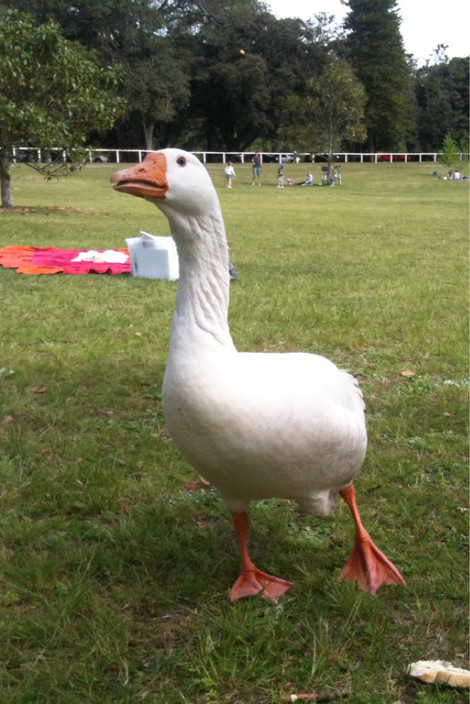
[110,148,219,221]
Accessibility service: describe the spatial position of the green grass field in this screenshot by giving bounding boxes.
[0,160,468,703]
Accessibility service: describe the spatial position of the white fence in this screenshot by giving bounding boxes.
[11,146,469,165]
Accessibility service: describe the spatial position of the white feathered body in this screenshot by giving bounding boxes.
[163,346,366,515]
[155,153,367,516]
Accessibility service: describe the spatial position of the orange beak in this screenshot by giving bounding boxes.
[110,152,168,200]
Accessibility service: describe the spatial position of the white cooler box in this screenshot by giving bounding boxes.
[126,231,179,280]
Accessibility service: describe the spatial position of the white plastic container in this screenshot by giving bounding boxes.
[125,231,179,280]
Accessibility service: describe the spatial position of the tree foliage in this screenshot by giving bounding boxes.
[0,10,126,207]
[438,134,462,170]
[185,11,319,150]
[342,0,413,151]
[414,57,469,152]
[0,1,468,159]
[279,59,366,166]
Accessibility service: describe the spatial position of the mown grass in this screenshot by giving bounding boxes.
[0,160,468,703]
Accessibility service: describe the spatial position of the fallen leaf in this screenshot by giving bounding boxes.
[401,370,415,377]
[2,415,14,424]
[443,412,451,417]
[0,367,15,378]
[33,386,47,394]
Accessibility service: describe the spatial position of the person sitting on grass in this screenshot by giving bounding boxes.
[295,171,313,186]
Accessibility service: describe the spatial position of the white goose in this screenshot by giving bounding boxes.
[111,149,405,602]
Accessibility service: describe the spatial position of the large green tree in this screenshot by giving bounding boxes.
[116,27,192,151]
[6,0,192,150]
[279,59,366,169]
[414,56,469,151]
[181,8,331,150]
[0,10,125,208]
[342,0,412,152]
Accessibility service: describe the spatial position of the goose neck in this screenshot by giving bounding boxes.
[169,211,234,349]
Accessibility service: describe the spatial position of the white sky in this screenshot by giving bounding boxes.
[267,0,469,65]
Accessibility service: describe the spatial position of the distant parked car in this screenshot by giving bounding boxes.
[313,153,340,163]
[11,149,36,163]
[379,154,406,162]
[262,153,297,163]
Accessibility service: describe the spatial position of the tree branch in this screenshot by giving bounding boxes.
[285,686,351,702]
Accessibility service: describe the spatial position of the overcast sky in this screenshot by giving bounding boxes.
[267,0,469,65]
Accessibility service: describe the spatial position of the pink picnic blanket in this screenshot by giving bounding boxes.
[0,246,131,275]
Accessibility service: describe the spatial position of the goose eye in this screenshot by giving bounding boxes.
[176,156,187,167]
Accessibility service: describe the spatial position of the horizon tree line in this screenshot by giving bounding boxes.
[1,0,468,158]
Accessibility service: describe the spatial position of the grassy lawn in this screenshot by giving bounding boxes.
[0,159,468,703]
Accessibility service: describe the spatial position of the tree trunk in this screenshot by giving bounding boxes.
[1,151,14,209]
[367,132,375,161]
[142,118,155,152]
[327,121,334,177]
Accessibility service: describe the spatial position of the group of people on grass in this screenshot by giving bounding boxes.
[445,168,463,180]
[432,168,466,181]
[224,150,342,189]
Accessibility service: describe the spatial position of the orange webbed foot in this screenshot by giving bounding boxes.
[339,484,405,595]
[341,533,405,595]
[230,568,293,603]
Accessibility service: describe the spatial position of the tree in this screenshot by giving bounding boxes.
[0,11,126,208]
[117,31,191,151]
[279,59,366,172]
[342,0,413,152]
[414,56,469,151]
[180,9,331,151]
[438,134,461,171]
[6,1,203,151]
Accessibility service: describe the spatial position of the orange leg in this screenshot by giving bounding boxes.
[340,484,405,594]
[230,512,293,603]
